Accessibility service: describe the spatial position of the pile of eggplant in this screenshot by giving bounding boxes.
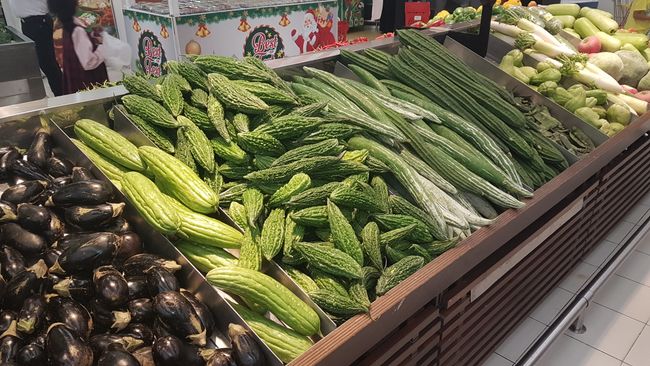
[0,129,264,366]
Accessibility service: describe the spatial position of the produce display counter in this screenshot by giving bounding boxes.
[1,22,648,366]
[0,25,45,107]
[121,0,339,77]
[0,87,284,365]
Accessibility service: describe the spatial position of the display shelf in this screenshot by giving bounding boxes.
[1,25,648,366]
[0,103,281,364]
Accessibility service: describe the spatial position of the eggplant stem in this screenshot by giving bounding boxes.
[188,328,207,347]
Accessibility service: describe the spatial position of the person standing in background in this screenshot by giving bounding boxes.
[47,0,108,94]
[9,0,63,96]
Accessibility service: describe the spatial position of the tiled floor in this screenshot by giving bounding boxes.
[479,195,650,366]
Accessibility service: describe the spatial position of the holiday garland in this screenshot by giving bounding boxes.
[124,9,173,28]
[175,1,336,25]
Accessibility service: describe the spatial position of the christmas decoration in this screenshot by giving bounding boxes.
[244,25,285,60]
[132,18,141,32]
[160,24,169,39]
[185,40,201,55]
[238,14,251,32]
[279,12,290,27]
[196,23,211,37]
[137,30,166,77]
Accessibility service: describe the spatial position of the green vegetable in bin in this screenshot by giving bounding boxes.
[585,97,598,108]
[575,107,601,127]
[499,55,530,83]
[564,88,587,112]
[607,103,632,125]
[536,61,555,73]
[530,69,561,85]
[592,106,607,118]
[538,81,558,97]
[586,89,607,105]
[519,66,538,79]
[601,122,626,137]
[506,49,524,67]
[568,84,587,93]
[552,87,572,105]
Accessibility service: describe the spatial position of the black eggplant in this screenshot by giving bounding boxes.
[46,157,73,178]
[123,254,181,276]
[123,322,155,346]
[146,266,179,295]
[132,346,155,366]
[93,265,129,307]
[101,217,131,234]
[71,167,94,182]
[181,289,215,337]
[43,272,63,293]
[0,311,17,334]
[89,334,143,354]
[5,260,47,310]
[0,201,17,223]
[46,323,94,366]
[128,298,154,323]
[52,175,73,187]
[152,335,204,366]
[16,295,46,334]
[26,130,52,169]
[64,202,125,229]
[0,321,23,362]
[16,203,50,232]
[44,247,62,267]
[55,232,108,251]
[206,349,237,366]
[98,349,141,366]
[89,298,131,332]
[1,180,47,205]
[0,273,5,304]
[52,276,93,302]
[42,211,65,243]
[51,232,120,274]
[228,324,264,366]
[11,159,51,181]
[152,318,173,339]
[1,223,47,256]
[15,342,45,366]
[126,275,149,300]
[153,291,206,346]
[46,179,112,207]
[48,296,93,339]
[114,231,143,265]
[0,246,25,279]
[0,148,20,179]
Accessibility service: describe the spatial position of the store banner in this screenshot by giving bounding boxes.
[122,10,177,77]
[175,1,338,60]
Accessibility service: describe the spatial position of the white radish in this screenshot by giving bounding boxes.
[491,21,524,37]
[617,93,648,115]
[607,94,639,116]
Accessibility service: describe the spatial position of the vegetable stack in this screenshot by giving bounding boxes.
[82,41,572,361]
[0,129,262,366]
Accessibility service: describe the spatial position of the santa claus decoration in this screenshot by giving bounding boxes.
[291,10,318,54]
[315,5,336,49]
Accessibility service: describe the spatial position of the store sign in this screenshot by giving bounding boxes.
[244,26,285,60]
[138,30,166,77]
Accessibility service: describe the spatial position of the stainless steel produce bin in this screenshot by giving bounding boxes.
[0,26,46,107]
[0,89,282,365]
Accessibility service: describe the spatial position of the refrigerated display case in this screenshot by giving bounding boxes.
[121,0,339,77]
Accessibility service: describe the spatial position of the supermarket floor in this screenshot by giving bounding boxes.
[481,193,650,366]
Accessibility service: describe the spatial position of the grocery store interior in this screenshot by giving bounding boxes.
[4,0,650,365]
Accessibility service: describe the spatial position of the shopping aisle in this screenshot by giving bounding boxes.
[481,193,650,366]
